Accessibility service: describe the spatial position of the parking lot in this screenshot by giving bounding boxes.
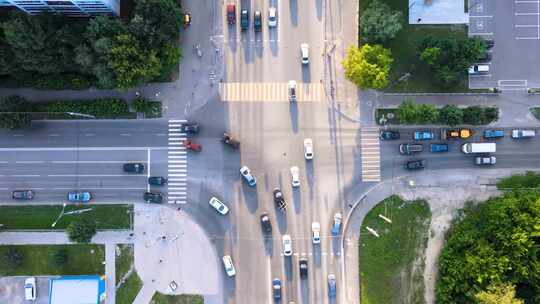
[469,0,540,90]
[0,276,51,304]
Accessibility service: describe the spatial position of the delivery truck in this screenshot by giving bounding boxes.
[461,142,496,154]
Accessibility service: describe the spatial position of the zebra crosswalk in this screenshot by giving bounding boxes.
[219,82,324,102]
[168,119,188,204]
[360,127,381,182]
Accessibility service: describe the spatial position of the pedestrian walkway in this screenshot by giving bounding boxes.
[360,127,381,182]
[167,120,188,204]
[105,243,116,304]
[219,82,324,102]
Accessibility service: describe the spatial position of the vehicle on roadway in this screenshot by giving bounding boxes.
[475,155,496,166]
[413,130,434,140]
[12,190,34,200]
[209,197,229,215]
[430,143,449,153]
[272,278,282,299]
[240,166,257,186]
[299,258,308,278]
[68,191,92,203]
[273,188,286,212]
[311,222,321,244]
[405,160,425,170]
[288,80,297,102]
[144,192,163,204]
[253,10,262,32]
[240,9,249,31]
[222,132,240,149]
[282,234,292,256]
[441,128,472,140]
[268,6,277,27]
[182,139,202,152]
[226,3,236,25]
[380,130,400,140]
[327,274,336,297]
[331,213,342,235]
[304,138,314,160]
[290,166,300,187]
[260,213,272,233]
[461,142,496,154]
[148,176,167,186]
[483,129,504,139]
[180,122,200,134]
[183,13,191,28]
[300,43,309,64]
[399,143,423,155]
[469,64,490,75]
[222,255,236,277]
[24,277,36,300]
[512,129,536,139]
[123,163,144,173]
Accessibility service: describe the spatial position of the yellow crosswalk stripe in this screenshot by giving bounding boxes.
[219,82,325,102]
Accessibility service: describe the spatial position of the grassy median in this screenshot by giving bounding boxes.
[151,292,204,304]
[116,270,143,304]
[0,244,105,276]
[359,195,431,304]
[0,204,133,230]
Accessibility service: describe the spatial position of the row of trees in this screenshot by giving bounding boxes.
[395,99,499,125]
[436,187,540,304]
[0,0,182,90]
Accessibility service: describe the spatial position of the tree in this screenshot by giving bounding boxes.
[463,105,485,125]
[0,113,31,129]
[396,99,419,123]
[360,0,403,44]
[52,248,69,266]
[342,44,393,90]
[67,218,97,243]
[420,47,441,66]
[417,104,439,123]
[439,105,463,126]
[475,283,525,304]
[1,248,23,272]
[129,0,182,48]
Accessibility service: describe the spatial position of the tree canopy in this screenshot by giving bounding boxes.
[342,44,393,90]
[360,0,403,44]
[67,218,97,243]
[436,190,540,304]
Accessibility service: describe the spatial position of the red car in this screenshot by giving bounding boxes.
[227,3,236,25]
[183,140,202,152]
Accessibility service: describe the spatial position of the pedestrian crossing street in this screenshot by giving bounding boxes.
[219,82,325,102]
[360,127,381,182]
[167,120,188,204]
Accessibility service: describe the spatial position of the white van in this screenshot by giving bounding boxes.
[461,143,496,154]
[511,129,535,139]
[468,64,489,74]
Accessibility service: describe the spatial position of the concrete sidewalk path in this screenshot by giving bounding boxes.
[0,230,133,245]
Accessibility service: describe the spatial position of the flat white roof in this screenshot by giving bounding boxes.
[50,277,99,304]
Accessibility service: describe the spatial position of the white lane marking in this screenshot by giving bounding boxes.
[167,187,186,190]
[49,134,59,137]
[11,174,40,177]
[169,160,187,163]
[52,161,146,164]
[168,170,186,173]
[168,146,185,150]
[168,151,186,154]
[85,133,95,137]
[147,149,151,192]
[168,119,187,123]
[168,155,186,159]
[168,174,187,177]
[120,133,131,136]
[168,124,181,127]
[167,183,186,187]
[15,161,44,164]
[168,178,187,181]
[12,134,24,137]
[169,142,183,145]
[48,174,145,177]
[168,192,187,195]
[168,164,186,168]
[0,147,169,152]
[53,187,146,190]
[156,133,167,136]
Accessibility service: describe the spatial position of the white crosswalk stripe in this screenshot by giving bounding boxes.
[361,127,381,182]
[219,82,325,102]
[167,119,188,204]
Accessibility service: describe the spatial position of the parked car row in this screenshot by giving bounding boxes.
[227,3,274,31]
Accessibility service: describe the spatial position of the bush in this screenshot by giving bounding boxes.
[52,248,68,266]
[417,104,439,123]
[396,99,419,123]
[1,249,23,271]
[439,105,463,126]
[342,44,393,89]
[360,0,403,44]
[497,171,540,190]
[0,113,31,129]
[67,218,97,243]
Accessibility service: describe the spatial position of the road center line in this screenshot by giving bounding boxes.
[0,147,169,152]
[48,174,144,177]
[15,161,45,164]
[52,161,146,164]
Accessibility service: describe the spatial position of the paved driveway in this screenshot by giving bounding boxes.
[0,276,51,304]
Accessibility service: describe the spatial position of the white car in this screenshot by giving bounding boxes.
[468,64,489,74]
[304,138,313,160]
[282,234,292,256]
[311,222,321,244]
[240,165,257,186]
[209,197,229,215]
[222,255,236,277]
[290,166,300,187]
[301,43,309,64]
[288,80,297,102]
[24,277,36,300]
[268,7,277,27]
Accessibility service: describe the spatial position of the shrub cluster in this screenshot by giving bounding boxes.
[395,99,498,125]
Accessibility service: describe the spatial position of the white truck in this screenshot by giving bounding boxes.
[461,143,496,154]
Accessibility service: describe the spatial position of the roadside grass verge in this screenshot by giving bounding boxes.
[359,0,477,92]
[0,204,133,230]
[359,195,431,304]
[116,270,143,304]
[116,244,134,283]
[151,292,204,304]
[0,244,105,276]
[531,107,540,121]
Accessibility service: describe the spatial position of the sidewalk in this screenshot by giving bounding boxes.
[0,230,132,245]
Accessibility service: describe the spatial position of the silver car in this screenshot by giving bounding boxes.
[209,197,229,215]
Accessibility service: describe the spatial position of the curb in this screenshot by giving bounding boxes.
[382,92,499,96]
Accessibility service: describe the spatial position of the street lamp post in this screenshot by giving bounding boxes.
[51,203,68,228]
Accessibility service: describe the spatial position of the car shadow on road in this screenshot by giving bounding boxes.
[227,24,238,54]
[284,256,293,281]
[292,187,302,214]
[240,184,259,214]
[305,160,315,201]
[289,102,299,134]
[289,0,298,26]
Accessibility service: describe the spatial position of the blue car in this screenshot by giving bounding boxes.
[483,130,504,138]
[413,130,434,140]
[430,143,449,153]
[328,274,336,297]
[331,213,342,236]
[272,278,281,299]
[68,191,92,203]
[240,166,257,187]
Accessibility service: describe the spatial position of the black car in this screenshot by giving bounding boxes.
[405,160,425,170]
[273,188,286,212]
[123,163,145,173]
[148,176,167,186]
[12,190,34,200]
[144,192,163,204]
[240,9,249,31]
[180,122,200,134]
[260,213,272,233]
[254,10,262,32]
[299,259,308,278]
[380,130,400,140]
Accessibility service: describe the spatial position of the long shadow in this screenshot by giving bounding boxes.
[240,183,259,214]
[289,0,298,26]
[289,102,299,134]
[315,0,323,20]
[305,160,315,201]
[292,186,302,214]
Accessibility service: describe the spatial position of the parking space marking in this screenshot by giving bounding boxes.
[167,119,188,204]
[360,127,381,182]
